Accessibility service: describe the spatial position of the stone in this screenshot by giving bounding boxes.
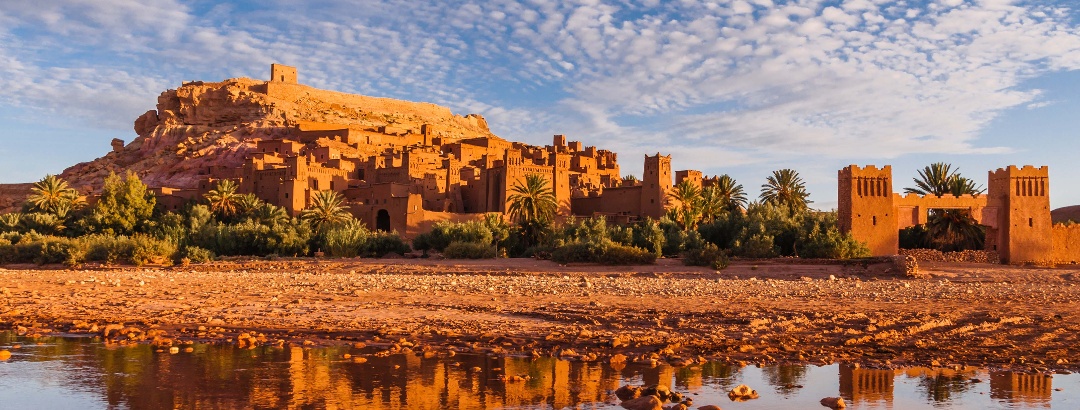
[615,385,643,401]
[696,406,722,410]
[727,384,759,401]
[620,395,663,410]
[0,350,10,361]
[820,397,846,409]
[642,384,671,400]
[663,405,687,410]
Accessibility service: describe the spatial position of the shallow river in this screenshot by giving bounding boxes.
[0,332,1076,409]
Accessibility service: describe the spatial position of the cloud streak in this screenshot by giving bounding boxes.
[0,0,1079,177]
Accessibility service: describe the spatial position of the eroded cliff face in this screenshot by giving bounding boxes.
[54,77,494,194]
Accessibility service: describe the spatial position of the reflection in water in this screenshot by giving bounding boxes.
[839,364,895,404]
[0,332,1077,409]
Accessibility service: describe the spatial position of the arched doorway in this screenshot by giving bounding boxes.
[376,209,391,232]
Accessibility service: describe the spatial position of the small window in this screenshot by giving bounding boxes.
[651,199,655,204]
[285,193,289,198]
[872,216,877,226]
[1029,218,1033,227]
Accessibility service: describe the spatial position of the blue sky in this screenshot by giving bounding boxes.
[2,0,1080,209]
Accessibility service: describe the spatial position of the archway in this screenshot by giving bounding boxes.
[376,209,391,232]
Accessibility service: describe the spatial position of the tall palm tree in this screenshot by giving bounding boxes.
[27,175,82,215]
[712,174,748,213]
[905,162,984,197]
[204,179,240,219]
[760,169,811,214]
[254,203,290,226]
[905,163,986,251]
[235,193,264,218]
[667,180,702,230]
[507,174,558,246]
[300,190,352,232]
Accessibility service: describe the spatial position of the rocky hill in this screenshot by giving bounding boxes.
[6,75,494,207]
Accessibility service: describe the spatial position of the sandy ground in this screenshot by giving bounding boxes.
[1,257,1078,373]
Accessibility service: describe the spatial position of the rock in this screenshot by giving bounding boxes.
[663,404,687,410]
[642,384,671,400]
[102,324,124,339]
[110,138,126,153]
[0,350,10,361]
[820,397,846,409]
[727,384,759,401]
[696,406,722,410]
[169,346,180,354]
[621,395,663,410]
[616,385,643,401]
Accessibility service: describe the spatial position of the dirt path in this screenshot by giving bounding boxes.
[2,258,1079,372]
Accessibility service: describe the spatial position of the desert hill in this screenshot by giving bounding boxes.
[50,75,494,196]
[1052,205,1080,224]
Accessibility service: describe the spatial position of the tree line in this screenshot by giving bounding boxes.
[0,163,979,266]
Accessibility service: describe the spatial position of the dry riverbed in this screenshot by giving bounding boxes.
[1,257,1079,373]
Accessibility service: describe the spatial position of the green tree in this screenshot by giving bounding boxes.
[80,171,156,235]
[204,179,240,219]
[27,175,83,216]
[667,180,702,230]
[760,169,811,214]
[235,193,264,218]
[507,174,558,247]
[700,175,747,222]
[905,163,986,251]
[905,162,985,197]
[300,190,352,233]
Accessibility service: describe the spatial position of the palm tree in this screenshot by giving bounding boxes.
[235,193,264,218]
[667,180,702,230]
[204,179,240,219]
[905,162,985,197]
[27,175,82,215]
[906,163,986,251]
[507,174,558,246]
[711,174,748,213]
[300,190,352,232]
[254,203,290,226]
[760,169,811,214]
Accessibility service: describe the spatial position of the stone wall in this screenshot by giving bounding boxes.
[1051,224,1080,264]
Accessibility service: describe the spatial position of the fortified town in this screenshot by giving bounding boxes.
[143,65,714,235]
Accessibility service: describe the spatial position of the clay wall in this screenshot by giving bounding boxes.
[571,185,642,217]
[1051,224,1080,264]
[640,154,672,219]
[675,170,703,188]
[893,193,990,229]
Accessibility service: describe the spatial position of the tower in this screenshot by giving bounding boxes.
[641,153,672,219]
[838,165,897,256]
[987,166,1051,264]
[270,63,297,84]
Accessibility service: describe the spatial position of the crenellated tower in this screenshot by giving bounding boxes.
[641,153,672,219]
[987,166,1052,263]
[838,165,897,256]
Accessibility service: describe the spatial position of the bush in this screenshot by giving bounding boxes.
[82,234,135,264]
[551,240,656,265]
[177,245,214,264]
[443,241,496,259]
[363,231,411,257]
[412,221,493,253]
[798,226,871,259]
[129,234,177,266]
[321,220,371,257]
[193,219,311,257]
[683,243,730,270]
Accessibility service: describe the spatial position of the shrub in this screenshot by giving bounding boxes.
[798,226,871,259]
[683,243,730,270]
[412,221,492,253]
[129,234,177,266]
[362,231,411,257]
[443,241,496,259]
[551,240,656,265]
[82,234,135,264]
[736,232,778,258]
[193,219,311,257]
[632,218,665,257]
[177,245,214,264]
[321,220,371,257]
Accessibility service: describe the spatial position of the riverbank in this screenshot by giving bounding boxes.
[1,258,1078,373]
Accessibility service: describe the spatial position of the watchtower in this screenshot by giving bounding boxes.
[270,64,297,84]
[987,166,1051,263]
[641,153,672,219]
[838,165,897,256]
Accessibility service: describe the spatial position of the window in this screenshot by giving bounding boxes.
[872,216,877,226]
[1029,218,1033,227]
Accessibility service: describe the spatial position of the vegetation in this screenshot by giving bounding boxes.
[901,162,986,252]
[760,169,811,214]
[0,168,874,266]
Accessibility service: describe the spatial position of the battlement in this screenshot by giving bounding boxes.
[840,164,892,176]
[991,165,1049,178]
[896,192,983,201]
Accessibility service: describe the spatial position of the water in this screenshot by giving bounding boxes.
[0,332,1076,409]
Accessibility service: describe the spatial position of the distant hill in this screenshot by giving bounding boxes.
[1052,205,1080,224]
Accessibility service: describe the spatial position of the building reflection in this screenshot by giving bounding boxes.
[990,371,1053,408]
[839,364,895,405]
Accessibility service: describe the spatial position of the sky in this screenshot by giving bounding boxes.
[1,0,1080,210]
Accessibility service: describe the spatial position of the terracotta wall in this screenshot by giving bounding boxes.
[1051,224,1080,264]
